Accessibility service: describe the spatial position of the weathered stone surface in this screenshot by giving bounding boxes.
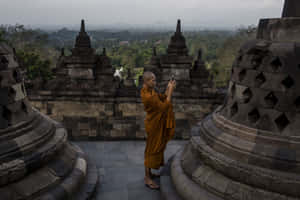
[30,99,221,140]
[36,20,119,92]
[164,1,300,199]
[144,20,218,99]
[27,20,223,140]
[0,42,98,199]
[282,0,300,17]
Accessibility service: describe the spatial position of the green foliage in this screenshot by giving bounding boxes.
[17,50,53,81]
[0,24,60,71]
[209,26,257,87]
[0,23,257,88]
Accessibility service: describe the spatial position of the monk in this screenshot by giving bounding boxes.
[140,71,176,190]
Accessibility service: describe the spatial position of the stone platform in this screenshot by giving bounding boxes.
[75,140,187,200]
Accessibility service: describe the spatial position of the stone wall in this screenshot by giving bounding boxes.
[29,94,223,140]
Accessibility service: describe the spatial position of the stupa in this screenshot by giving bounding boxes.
[50,19,117,92]
[145,20,216,97]
[0,42,98,199]
[161,0,300,199]
[55,20,96,81]
[190,49,213,90]
[158,20,194,96]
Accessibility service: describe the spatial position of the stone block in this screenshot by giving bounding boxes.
[175,112,186,119]
[12,168,59,197]
[110,130,126,137]
[89,129,97,137]
[119,103,138,117]
[136,131,146,139]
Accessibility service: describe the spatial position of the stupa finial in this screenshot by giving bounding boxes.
[282,0,300,17]
[176,19,181,34]
[80,19,85,33]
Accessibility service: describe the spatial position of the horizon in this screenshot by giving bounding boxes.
[1,0,284,31]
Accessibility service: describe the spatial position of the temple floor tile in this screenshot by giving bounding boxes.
[74,140,187,200]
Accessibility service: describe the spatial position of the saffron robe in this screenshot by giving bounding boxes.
[140,87,175,169]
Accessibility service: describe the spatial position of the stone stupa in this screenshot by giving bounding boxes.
[0,43,98,199]
[161,0,300,199]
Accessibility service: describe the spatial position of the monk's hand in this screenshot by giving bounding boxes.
[167,80,172,89]
[171,80,176,90]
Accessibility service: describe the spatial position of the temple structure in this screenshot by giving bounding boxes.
[51,20,117,92]
[161,1,300,199]
[28,20,223,140]
[144,20,214,97]
[0,42,98,199]
[190,49,213,90]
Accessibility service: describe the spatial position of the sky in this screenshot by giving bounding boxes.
[0,0,284,30]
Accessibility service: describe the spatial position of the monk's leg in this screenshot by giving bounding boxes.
[145,167,151,179]
[144,167,159,189]
[149,168,160,178]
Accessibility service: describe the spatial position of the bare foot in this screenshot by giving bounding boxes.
[144,177,160,190]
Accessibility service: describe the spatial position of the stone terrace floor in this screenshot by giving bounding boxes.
[75,140,187,200]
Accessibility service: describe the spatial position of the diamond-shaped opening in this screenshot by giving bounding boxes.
[238,55,243,62]
[231,83,236,98]
[251,55,263,69]
[248,108,260,123]
[21,101,28,113]
[21,84,25,94]
[230,102,238,117]
[238,69,247,82]
[295,96,300,110]
[275,114,290,132]
[255,72,266,87]
[270,57,282,72]
[13,70,21,82]
[242,88,252,103]
[264,92,278,107]
[281,76,294,89]
[9,87,16,98]
[2,106,11,121]
[0,56,8,64]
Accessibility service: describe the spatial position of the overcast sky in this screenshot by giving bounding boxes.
[0,0,284,29]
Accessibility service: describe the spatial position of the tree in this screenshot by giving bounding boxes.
[17,50,53,81]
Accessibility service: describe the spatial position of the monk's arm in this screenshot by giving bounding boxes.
[166,87,172,102]
[165,80,175,102]
[165,85,169,96]
[144,93,171,112]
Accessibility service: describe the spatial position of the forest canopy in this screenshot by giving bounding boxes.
[0,24,256,87]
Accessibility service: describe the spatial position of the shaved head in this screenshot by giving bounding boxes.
[143,71,156,89]
[143,71,155,82]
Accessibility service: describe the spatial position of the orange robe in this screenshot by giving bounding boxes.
[140,87,175,169]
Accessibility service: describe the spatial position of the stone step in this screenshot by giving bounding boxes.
[0,143,81,199]
[74,155,99,200]
[177,141,300,200]
[0,113,38,141]
[0,125,67,186]
[200,115,300,173]
[0,116,55,162]
[170,150,224,200]
[160,155,183,200]
[33,144,99,200]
